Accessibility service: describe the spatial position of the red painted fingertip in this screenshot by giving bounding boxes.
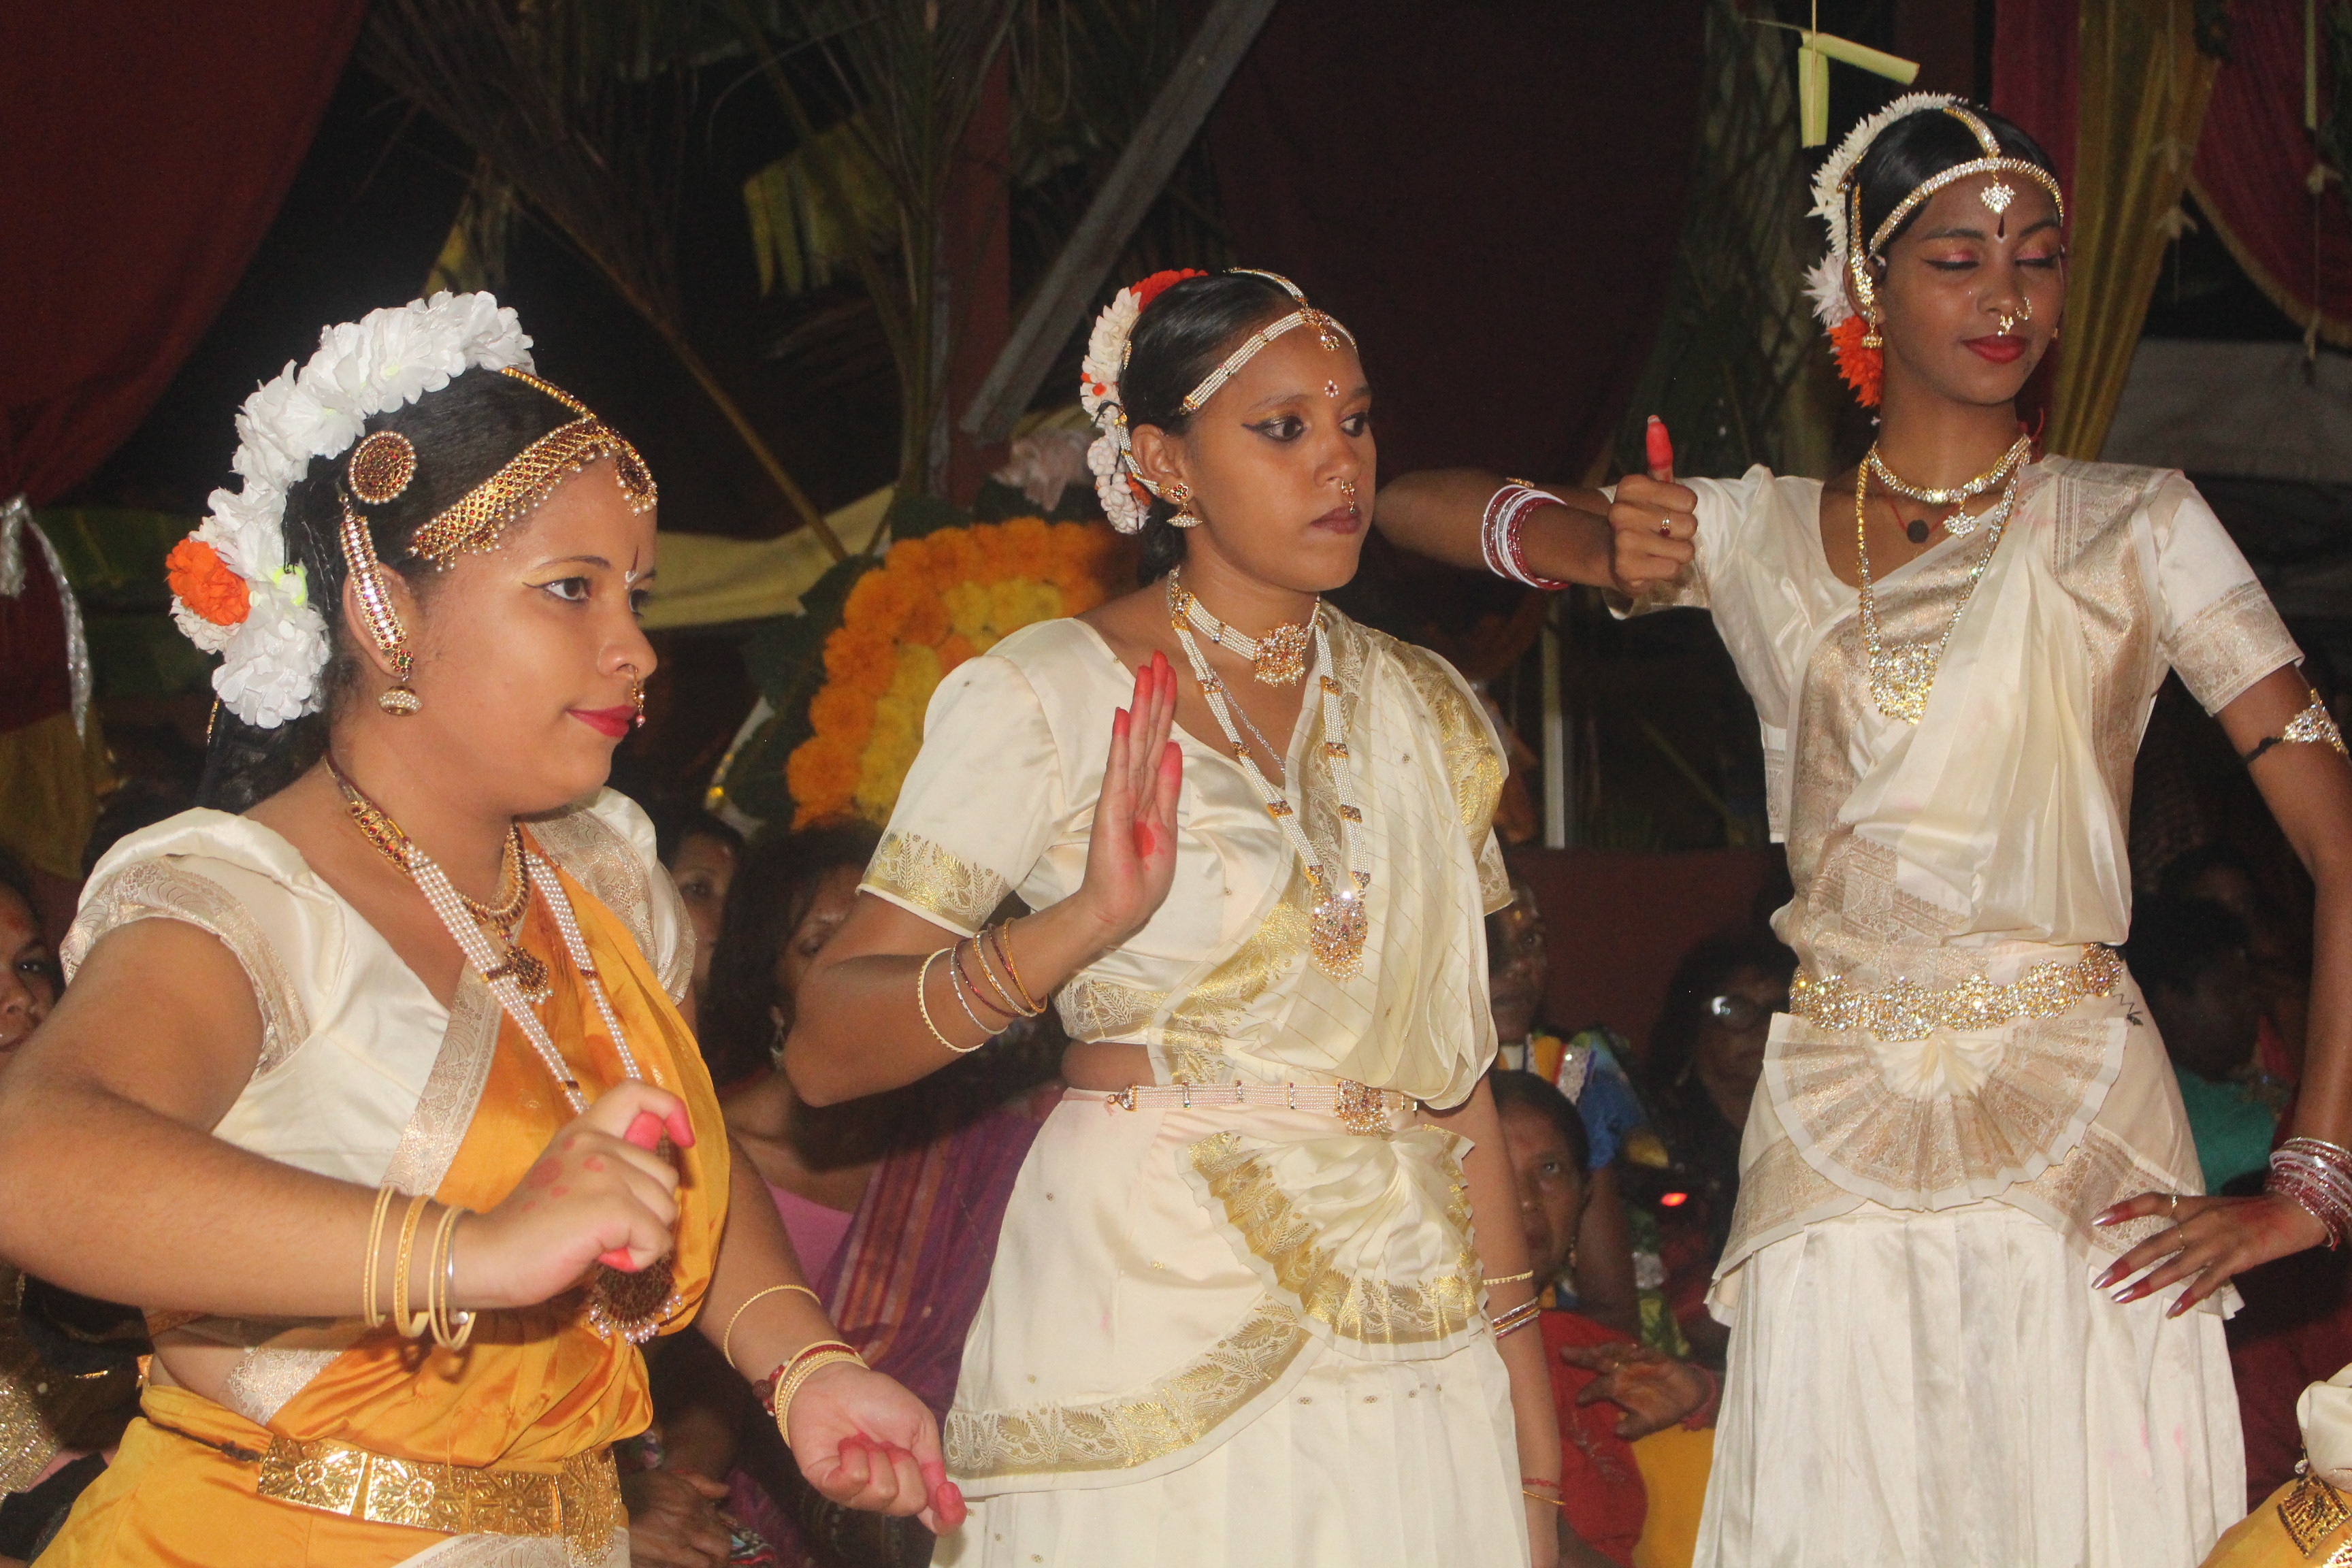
[1645,415,1674,481]
[664,1106,697,1149]
[624,1111,664,1151]
[1113,707,1130,737]
[598,1249,637,1269]
[933,1478,967,1528]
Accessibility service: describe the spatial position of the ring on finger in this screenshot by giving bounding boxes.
[2168,1192,2180,1221]
[1655,520,1672,538]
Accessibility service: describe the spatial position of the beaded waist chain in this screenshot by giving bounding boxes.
[1077,1079,1416,1137]
[1788,943,2125,1043]
[252,1435,620,1563]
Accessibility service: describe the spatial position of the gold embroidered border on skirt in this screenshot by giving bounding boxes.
[1761,1005,2125,1213]
[1186,1131,1481,1351]
[1058,974,1164,1045]
[863,830,1013,936]
[944,1297,1309,1480]
[257,1437,621,1567]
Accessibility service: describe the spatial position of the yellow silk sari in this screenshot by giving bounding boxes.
[44,853,727,1568]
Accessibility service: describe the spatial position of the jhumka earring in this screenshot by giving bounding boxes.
[1166,480,1201,529]
[1861,313,1884,351]
[342,430,423,716]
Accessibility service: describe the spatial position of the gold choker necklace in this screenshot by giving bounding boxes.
[1865,435,2032,538]
[1167,576,1317,687]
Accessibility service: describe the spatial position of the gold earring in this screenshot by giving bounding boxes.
[1861,312,1884,352]
[1166,480,1201,529]
[340,488,421,716]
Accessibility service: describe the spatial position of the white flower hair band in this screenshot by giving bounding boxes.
[167,292,534,728]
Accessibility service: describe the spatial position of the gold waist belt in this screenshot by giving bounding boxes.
[255,1435,621,1564]
[1095,1079,1415,1136]
[1788,943,2124,1043]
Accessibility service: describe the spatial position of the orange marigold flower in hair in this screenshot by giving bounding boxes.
[165,538,250,625]
[1829,315,1883,408]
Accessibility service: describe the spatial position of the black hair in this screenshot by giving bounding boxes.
[196,367,581,813]
[1852,101,2059,259]
[1490,1068,1592,1175]
[651,804,746,870]
[1117,272,1303,582]
[699,821,881,1087]
[1640,932,1798,1109]
[2125,896,2250,998]
[0,847,38,926]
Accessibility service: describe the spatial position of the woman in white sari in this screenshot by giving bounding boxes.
[787,270,1565,1567]
[1376,99,2352,1567]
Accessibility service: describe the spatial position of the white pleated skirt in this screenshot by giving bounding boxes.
[1696,1200,2244,1568]
[932,1333,1526,1568]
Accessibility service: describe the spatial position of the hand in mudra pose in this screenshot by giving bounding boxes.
[1073,651,1186,943]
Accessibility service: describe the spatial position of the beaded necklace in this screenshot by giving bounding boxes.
[1168,575,1315,686]
[327,758,679,1341]
[1164,571,1369,979]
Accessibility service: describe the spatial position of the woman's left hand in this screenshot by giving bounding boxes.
[2094,1190,2330,1313]
[783,1362,966,1535]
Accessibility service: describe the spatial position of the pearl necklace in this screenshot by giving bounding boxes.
[1852,460,2020,724]
[1167,574,1316,686]
[327,760,679,1342]
[1165,571,1369,979]
[1865,434,2031,538]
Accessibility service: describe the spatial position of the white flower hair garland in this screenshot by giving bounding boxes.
[1079,269,1203,534]
[167,292,534,728]
[1802,91,1960,329]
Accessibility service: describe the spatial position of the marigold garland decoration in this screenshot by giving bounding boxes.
[786,518,1125,827]
[165,538,250,625]
[1829,314,1884,407]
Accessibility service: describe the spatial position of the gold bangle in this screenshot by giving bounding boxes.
[945,943,1004,1035]
[916,949,983,1054]
[1522,1489,1565,1508]
[989,924,1045,1016]
[429,1204,475,1350]
[391,1193,433,1339]
[774,1347,868,1444]
[721,1283,821,1372]
[363,1184,397,1329]
[1491,1297,1542,1339]
[1482,1269,1535,1287]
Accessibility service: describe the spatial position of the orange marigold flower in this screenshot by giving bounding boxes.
[1829,315,1883,408]
[165,538,250,625]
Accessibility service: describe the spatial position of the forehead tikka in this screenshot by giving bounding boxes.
[1863,103,2065,254]
[1178,270,1356,414]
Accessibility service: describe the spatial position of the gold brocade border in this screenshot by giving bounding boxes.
[1386,638,1505,839]
[863,831,1011,936]
[1188,1130,1480,1347]
[257,1437,621,1567]
[2281,1467,2352,1563]
[945,1296,1308,1480]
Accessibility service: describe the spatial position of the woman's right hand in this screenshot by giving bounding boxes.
[1069,651,1183,946]
[458,1081,694,1311]
[1606,474,1698,597]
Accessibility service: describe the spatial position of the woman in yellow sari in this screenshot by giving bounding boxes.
[0,295,956,1567]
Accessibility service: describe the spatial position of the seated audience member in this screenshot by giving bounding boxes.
[1627,934,1795,1366]
[2127,895,2278,1192]
[653,804,746,1025]
[1489,877,1646,1337]
[1494,1070,1716,1568]
[2160,842,2308,1088]
[0,852,144,1567]
[647,826,1054,1567]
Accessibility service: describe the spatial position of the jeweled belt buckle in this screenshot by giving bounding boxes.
[1333,1079,1390,1136]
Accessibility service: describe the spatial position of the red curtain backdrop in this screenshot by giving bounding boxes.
[2189,3,2352,348]
[1992,0,2081,191]
[0,1,369,506]
[1208,2,1707,481]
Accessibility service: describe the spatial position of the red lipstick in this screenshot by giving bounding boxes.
[570,705,634,739]
[1963,336,2027,364]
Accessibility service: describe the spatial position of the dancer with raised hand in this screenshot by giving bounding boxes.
[787,269,1559,1566]
[1377,98,2352,1566]
[0,295,956,1566]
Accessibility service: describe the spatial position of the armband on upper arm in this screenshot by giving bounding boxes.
[2241,690,2349,768]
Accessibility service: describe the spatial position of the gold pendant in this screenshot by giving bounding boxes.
[483,943,551,1003]
[1869,642,1938,725]
[1251,621,1312,686]
[1309,874,1369,979]
[585,1256,680,1345]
